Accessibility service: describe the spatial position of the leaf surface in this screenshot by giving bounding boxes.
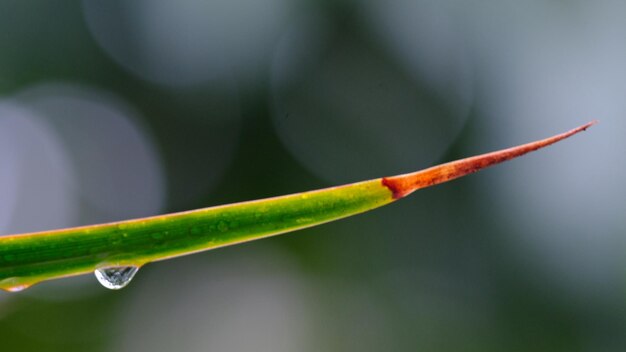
[0,122,595,291]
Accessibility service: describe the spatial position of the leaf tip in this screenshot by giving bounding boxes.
[382,121,596,199]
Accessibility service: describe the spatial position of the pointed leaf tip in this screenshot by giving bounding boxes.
[382,121,596,199]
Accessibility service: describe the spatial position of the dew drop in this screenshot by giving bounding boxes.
[94,266,139,290]
[4,284,29,292]
[0,277,32,292]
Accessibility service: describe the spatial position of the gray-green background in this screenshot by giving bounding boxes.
[0,1,619,351]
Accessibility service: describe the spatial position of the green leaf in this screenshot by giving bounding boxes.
[0,122,595,291]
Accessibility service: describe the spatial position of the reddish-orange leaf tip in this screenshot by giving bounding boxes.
[382,121,597,199]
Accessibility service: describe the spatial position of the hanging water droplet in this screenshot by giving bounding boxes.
[94,266,139,290]
[0,277,32,292]
[3,284,29,292]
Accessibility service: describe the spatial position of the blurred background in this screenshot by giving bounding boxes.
[0,1,621,351]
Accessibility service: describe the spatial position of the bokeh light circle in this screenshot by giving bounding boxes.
[114,250,311,351]
[0,103,78,235]
[16,83,166,224]
[83,0,298,86]
[270,8,472,184]
[464,1,626,303]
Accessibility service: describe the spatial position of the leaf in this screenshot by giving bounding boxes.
[0,121,595,291]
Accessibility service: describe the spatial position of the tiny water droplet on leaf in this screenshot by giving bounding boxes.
[94,266,139,290]
[5,284,29,292]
